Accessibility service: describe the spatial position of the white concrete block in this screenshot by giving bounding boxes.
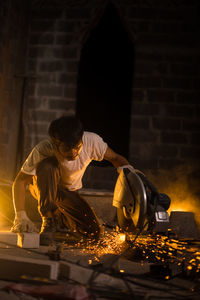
[17,233,40,249]
[95,253,151,275]
[0,231,18,248]
[60,260,127,289]
[0,231,40,249]
[169,211,200,239]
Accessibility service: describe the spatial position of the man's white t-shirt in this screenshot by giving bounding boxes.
[21,132,107,191]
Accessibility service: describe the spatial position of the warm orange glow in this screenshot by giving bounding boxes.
[168,199,199,215]
[146,167,200,229]
[0,210,13,229]
[0,183,13,230]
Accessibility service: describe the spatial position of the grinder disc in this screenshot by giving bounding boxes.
[113,169,147,230]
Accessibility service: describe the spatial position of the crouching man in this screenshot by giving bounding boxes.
[11,116,132,244]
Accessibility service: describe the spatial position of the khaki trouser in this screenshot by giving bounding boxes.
[29,157,101,241]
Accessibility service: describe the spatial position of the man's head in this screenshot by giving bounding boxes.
[48,116,84,160]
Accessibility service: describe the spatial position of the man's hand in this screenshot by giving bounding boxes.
[117,164,135,174]
[11,210,39,233]
[117,165,146,178]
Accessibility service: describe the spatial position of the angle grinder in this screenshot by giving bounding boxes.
[113,168,171,234]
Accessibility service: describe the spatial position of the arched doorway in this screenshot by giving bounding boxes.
[76,2,134,165]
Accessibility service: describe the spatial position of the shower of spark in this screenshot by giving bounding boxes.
[81,230,127,260]
[68,229,200,278]
[129,233,200,277]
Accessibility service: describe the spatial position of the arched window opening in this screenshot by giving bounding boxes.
[76,3,134,166]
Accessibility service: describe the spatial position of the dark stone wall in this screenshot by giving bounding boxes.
[129,0,200,171]
[0,0,29,180]
[0,0,199,190]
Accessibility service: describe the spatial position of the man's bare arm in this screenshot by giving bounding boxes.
[12,171,33,213]
[11,171,38,233]
[103,146,130,168]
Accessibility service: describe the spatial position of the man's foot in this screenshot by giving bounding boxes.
[40,217,56,246]
[40,216,87,246]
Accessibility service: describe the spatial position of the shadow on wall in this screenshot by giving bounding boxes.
[146,163,200,230]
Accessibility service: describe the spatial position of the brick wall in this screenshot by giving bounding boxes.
[1,0,199,189]
[0,0,29,180]
[22,0,200,189]
[23,2,92,152]
[129,1,200,172]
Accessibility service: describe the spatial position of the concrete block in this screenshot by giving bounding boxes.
[0,231,18,248]
[83,254,151,275]
[102,254,151,275]
[0,232,40,249]
[17,233,40,249]
[169,211,199,239]
[60,260,129,290]
[0,253,60,281]
[59,256,150,288]
[60,261,94,285]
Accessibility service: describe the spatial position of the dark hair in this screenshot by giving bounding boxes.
[48,116,84,149]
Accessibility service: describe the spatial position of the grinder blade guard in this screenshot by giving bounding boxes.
[113,168,171,234]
